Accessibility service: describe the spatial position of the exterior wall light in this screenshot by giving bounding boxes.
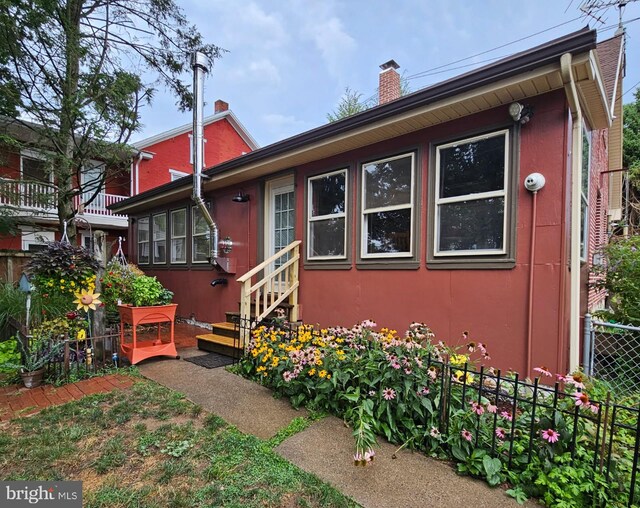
[509,102,534,124]
[232,191,250,203]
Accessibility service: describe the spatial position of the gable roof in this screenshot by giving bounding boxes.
[112,26,612,214]
[132,109,259,151]
[595,34,625,115]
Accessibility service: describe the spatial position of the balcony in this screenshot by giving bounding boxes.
[0,178,128,229]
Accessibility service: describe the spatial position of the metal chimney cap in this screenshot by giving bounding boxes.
[191,51,209,71]
[379,59,400,71]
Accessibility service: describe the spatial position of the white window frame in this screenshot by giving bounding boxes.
[170,208,187,264]
[192,207,210,264]
[20,227,55,251]
[20,149,53,184]
[580,123,591,262]
[361,153,415,259]
[169,168,190,182]
[307,169,348,260]
[152,212,167,264]
[138,217,150,265]
[434,129,509,257]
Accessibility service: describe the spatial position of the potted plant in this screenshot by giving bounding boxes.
[116,275,178,365]
[2,335,64,388]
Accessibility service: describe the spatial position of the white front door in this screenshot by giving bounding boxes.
[264,175,295,272]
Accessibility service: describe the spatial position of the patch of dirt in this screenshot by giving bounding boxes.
[128,413,202,432]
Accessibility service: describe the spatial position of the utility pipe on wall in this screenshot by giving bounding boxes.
[526,190,538,378]
[191,51,220,264]
[560,52,583,372]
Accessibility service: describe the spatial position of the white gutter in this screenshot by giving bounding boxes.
[560,52,583,373]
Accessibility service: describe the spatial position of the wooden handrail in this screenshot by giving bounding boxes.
[237,240,301,337]
[237,240,301,283]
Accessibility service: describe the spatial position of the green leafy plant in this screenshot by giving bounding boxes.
[241,321,637,507]
[0,281,70,333]
[130,275,173,307]
[26,241,99,304]
[591,235,640,326]
[0,338,20,374]
[1,335,64,373]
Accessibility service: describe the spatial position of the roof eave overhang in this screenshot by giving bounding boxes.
[113,29,609,215]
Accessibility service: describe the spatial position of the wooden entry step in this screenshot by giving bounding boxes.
[196,321,241,356]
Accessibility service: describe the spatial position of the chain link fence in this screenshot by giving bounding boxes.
[585,315,640,396]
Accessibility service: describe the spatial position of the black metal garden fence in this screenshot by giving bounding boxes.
[238,317,640,507]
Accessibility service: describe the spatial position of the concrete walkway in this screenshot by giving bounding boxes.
[139,348,537,508]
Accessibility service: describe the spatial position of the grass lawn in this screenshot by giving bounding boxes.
[0,377,359,508]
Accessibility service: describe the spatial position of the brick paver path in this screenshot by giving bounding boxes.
[0,374,135,422]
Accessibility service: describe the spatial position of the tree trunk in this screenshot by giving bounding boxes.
[57,0,83,243]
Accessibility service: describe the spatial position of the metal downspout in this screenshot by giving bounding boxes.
[560,52,583,372]
[191,51,220,264]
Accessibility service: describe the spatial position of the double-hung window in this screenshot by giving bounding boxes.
[192,207,209,263]
[433,130,510,258]
[307,169,347,259]
[361,153,415,258]
[153,213,166,264]
[170,209,187,263]
[138,217,150,264]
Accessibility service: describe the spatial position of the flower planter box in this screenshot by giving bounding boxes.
[118,304,179,365]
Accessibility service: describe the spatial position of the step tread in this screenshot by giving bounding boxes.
[196,333,240,348]
[211,321,237,331]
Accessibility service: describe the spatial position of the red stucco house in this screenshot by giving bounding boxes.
[0,100,256,261]
[130,100,258,195]
[112,28,625,377]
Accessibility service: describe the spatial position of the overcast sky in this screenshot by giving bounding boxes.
[133,0,640,148]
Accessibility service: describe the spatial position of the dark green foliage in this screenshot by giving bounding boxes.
[0,0,224,236]
[592,235,640,326]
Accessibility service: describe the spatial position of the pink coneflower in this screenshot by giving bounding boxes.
[364,449,375,462]
[495,427,506,439]
[368,390,376,397]
[415,358,423,368]
[391,361,401,370]
[566,372,586,389]
[500,411,513,421]
[556,373,568,382]
[404,368,413,375]
[541,428,560,443]
[533,366,552,377]
[588,403,600,414]
[427,366,438,380]
[416,387,429,397]
[470,401,485,416]
[430,426,441,438]
[283,371,293,382]
[487,403,498,414]
[382,388,396,400]
[467,341,477,353]
[574,391,590,407]
[461,429,473,442]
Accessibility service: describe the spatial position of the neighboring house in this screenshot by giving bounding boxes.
[0,99,257,257]
[0,119,130,253]
[112,28,624,377]
[130,100,258,195]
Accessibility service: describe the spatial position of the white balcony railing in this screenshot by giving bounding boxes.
[0,178,128,221]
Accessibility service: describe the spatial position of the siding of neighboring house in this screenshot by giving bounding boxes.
[586,128,609,311]
[136,118,253,194]
[132,89,577,375]
[0,143,129,256]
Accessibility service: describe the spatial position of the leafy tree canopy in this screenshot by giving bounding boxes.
[624,89,640,189]
[0,0,223,237]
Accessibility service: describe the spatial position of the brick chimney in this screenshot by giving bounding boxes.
[378,60,400,105]
[214,99,229,114]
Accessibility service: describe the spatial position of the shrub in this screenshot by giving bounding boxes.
[592,235,640,326]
